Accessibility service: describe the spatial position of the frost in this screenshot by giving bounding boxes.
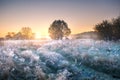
[56,69,70,80]
[20,50,39,61]
[0,39,120,80]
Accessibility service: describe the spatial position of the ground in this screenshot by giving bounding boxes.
[0,39,120,80]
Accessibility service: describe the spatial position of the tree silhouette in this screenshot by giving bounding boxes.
[20,27,34,39]
[94,20,112,40]
[5,32,16,39]
[112,16,120,40]
[94,16,120,41]
[48,20,71,40]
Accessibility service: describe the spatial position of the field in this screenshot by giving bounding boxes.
[0,39,120,80]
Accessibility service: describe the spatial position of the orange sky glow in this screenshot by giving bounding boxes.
[0,0,120,37]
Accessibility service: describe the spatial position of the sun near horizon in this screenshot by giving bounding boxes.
[34,32,50,39]
[0,0,120,38]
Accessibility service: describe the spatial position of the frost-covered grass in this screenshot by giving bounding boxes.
[0,39,120,80]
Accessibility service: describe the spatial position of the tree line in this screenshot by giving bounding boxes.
[50,17,120,41]
[4,16,120,41]
[94,16,120,41]
[5,27,35,40]
[5,20,71,40]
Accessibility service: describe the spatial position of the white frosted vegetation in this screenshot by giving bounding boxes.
[0,39,120,80]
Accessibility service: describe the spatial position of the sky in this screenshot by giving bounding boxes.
[0,0,120,37]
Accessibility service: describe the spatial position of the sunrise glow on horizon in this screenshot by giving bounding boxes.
[0,0,120,37]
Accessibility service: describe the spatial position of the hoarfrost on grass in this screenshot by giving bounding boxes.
[0,39,120,80]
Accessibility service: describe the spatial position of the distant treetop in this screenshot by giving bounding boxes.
[48,20,71,40]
